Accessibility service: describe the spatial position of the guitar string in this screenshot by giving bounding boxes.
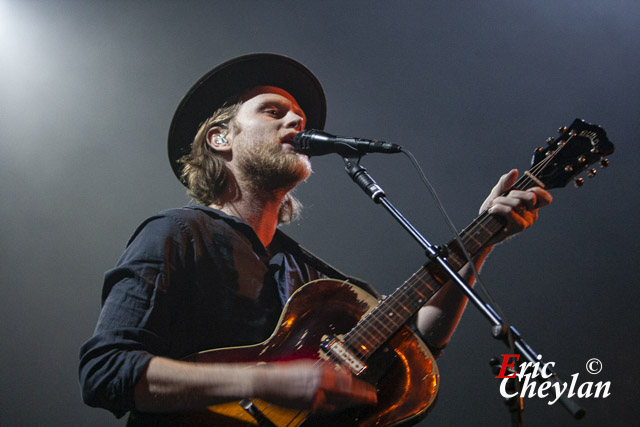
[347,208,514,353]
[343,138,571,354]
[346,208,510,352]
[342,132,578,352]
[344,173,535,352]
[348,224,499,349]
[347,187,532,350]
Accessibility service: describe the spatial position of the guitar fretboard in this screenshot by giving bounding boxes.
[341,174,544,359]
[340,119,613,360]
[341,211,505,358]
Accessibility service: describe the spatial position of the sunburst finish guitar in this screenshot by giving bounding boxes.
[162,120,613,426]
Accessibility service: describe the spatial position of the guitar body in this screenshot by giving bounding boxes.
[170,279,439,426]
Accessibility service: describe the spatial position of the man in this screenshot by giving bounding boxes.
[79,54,551,423]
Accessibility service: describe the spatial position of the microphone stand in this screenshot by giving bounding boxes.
[343,156,585,422]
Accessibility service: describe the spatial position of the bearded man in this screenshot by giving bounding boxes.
[79,54,551,425]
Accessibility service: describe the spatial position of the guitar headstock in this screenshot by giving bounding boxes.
[530,119,614,189]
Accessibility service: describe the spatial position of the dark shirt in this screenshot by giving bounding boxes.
[78,206,369,418]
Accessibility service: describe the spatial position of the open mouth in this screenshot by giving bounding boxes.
[281,133,296,145]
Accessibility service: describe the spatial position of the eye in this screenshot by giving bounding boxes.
[264,107,278,116]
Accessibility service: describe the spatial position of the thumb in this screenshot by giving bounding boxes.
[480,169,519,213]
[496,169,518,194]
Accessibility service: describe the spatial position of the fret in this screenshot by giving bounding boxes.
[343,172,548,356]
[343,210,508,358]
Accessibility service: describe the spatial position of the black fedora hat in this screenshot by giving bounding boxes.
[167,53,327,183]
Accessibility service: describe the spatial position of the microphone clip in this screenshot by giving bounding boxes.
[343,157,386,202]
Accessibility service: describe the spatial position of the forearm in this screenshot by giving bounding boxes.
[416,246,493,348]
[134,356,376,414]
[134,356,259,412]
[416,170,552,351]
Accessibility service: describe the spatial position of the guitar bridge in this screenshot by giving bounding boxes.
[321,337,367,375]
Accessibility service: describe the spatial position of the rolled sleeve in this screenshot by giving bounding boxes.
[78,214,190,416]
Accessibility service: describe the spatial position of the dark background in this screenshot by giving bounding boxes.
[2,1,638,425]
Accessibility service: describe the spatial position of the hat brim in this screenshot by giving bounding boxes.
[168,53,326,183]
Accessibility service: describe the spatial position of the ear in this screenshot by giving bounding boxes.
[205,126,232,152]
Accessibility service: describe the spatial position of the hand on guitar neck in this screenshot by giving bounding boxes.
[415,169,552,351]
[481,169,553,247]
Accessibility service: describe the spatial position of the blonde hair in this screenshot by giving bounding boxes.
[178,102,301,224]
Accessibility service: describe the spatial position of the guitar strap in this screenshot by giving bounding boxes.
[276,229,445,358]
[275,229,382,299]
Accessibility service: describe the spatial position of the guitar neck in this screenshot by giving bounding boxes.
[342,118,614,360]
[342,175,543,359]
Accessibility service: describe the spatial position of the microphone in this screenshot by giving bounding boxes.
[292,129,402,157]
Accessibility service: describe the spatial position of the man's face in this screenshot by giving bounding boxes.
[227,86,311,193]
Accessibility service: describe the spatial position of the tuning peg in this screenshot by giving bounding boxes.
[578,155,587,164]
[558,126,567,134]
[600,158,609,168]
[574,178,585,188]
[587,169,597,178]
[546,137,555,145]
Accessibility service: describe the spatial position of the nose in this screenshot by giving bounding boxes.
[285,110,305,131]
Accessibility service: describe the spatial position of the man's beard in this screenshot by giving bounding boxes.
[238,140,311,195]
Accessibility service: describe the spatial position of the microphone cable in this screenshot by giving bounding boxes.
[400,147,521,370]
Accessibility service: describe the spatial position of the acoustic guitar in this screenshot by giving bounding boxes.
[166,119,614,426]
